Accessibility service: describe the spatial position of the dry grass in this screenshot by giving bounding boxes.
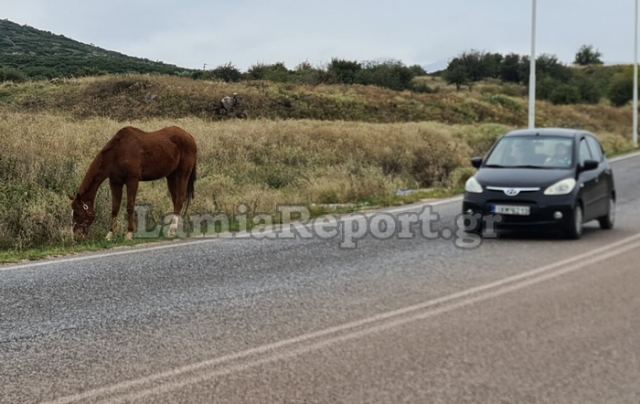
[0,74,633,134]
[0,111,486,249]
[0,75,636,252]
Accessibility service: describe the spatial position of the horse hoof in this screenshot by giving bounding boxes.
[105,232,114,241]
[125,232,134,241]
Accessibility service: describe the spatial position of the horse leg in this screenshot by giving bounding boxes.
[166,174,180,238]
[167,170,192,237]
[167,173,178,238]
[125,178,139,241]
[106,181,123,241]
[167,174,178,210]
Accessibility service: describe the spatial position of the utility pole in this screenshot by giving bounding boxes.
[528,0,537,129]
[203,63,208,71]
[634,0,639,147]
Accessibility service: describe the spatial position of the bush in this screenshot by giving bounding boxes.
[608,71,634,107]
[355,60,416,91]
[0,67,27,82]
[293,62,331,85]
[328,59,361,84]
[549,84,581,105]
[246,63,291,82]
[209,63,242,82]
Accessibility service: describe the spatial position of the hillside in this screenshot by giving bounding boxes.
[0,74,632,135]
[0,19,192,79]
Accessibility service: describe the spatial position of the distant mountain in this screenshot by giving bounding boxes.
[0,19,193,79]
[423,60,448,74]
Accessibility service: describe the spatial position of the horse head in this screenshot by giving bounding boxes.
[69,193,96,238]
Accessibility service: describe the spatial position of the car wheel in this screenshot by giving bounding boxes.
[566,204,584,240]
[598,197,615,230]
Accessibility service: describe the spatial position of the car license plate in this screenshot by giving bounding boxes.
[492,205,530,216]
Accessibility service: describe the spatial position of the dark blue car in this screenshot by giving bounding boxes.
[463,129,616,239]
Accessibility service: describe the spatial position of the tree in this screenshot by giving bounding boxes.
[444,60,469,91]
[500,53,522,82]
[574,45,603,66]
[328,59,361,84]
[536,54,572,81]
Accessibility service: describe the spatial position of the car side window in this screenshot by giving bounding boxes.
[586,136,604,161]
[579,139,593,165]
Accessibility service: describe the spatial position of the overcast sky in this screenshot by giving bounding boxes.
[1,0,635,70]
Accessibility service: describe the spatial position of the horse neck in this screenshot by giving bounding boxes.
[78,153,108,206]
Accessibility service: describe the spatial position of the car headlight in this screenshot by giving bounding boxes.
[465,176,483,193]
[544,178,577,195]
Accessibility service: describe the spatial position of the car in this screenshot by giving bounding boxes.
[462,128,616,239]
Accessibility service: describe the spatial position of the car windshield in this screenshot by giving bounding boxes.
[484,136,574,169]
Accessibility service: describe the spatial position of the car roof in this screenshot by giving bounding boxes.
[504,128,593,138]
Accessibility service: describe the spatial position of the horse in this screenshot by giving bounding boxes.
[70,126,197,241]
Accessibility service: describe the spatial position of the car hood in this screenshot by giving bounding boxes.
[476,168,575,188]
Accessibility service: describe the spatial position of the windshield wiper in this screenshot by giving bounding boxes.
[483,164,506,168]
[510,165,549,169]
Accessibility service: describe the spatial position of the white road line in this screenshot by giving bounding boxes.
[116,238,640,404]
[43,232,640,404]
[3,150,639,272]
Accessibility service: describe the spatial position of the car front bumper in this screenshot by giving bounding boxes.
[462,191,576,230]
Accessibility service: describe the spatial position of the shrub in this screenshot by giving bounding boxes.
[328,59,361,84]
[246,63,291,82]
[608,71,634,107]
[355,60,416,91]
[209,63,242,82]
[550,84,581,105]
[0,67,27,82]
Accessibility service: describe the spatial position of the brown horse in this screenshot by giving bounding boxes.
[70,126,197,240]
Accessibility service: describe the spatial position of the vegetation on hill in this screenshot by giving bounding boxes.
[0,18,636,107]
[0,74,633,135]
[442,48,629,106]
[0,19,427,92]
[0,19,191,80]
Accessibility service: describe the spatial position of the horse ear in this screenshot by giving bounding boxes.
[68,194,75,201]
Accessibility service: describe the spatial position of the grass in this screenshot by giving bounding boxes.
[0,73,636,263]
[0,237,164,264]
[0,74,634,134]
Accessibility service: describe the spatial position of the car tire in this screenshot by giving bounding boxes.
[598,197,615,230]
[565,204,584,240]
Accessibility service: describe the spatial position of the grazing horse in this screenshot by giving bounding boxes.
[70,126,197,240]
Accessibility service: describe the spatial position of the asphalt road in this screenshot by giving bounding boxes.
[2,154,640,404]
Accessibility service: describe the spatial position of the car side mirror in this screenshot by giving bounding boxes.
[471,157,483,169]
[579,159,599,172]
